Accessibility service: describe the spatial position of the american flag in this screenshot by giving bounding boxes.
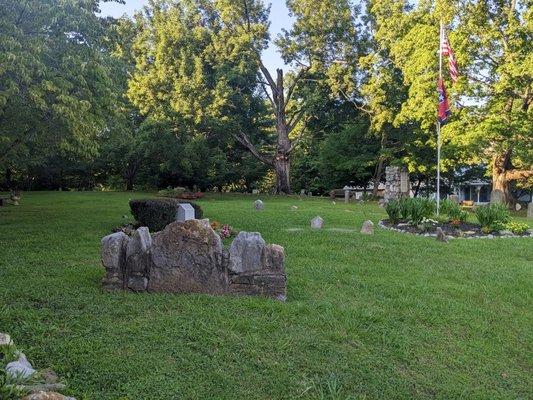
[441,34,459,83]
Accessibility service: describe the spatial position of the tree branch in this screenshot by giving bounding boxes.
[233,132,273,166]
[285,66,309,109]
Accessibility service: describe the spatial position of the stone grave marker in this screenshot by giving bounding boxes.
[176,203,195,222]
[311,216,323,229]
[528,202,533,218]
[360,220,374,234]
[254,199,264,210]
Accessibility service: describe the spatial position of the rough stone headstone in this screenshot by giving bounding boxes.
[515,203,522,211]
[435,227,448,243]
[6,353,36,379]
[252,189,259,194]
[228,232,266,274]
[300,189,306,197]
[490,189,505,204]
[0,332,13,346]
[101,221,286,300]
[311,216,323,229]
[149,220,226,294]
[101,232,129,290]
[360,220,374,234]
[344,190,350,203]
[528,202,533,219]
[176,203,195,222]
[253,199,264,210]
[125,227,151,292]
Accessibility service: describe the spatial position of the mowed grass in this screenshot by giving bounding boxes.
[1,192,532,400]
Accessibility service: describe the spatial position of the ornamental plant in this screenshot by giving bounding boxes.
[385,200,401,223]
[504,221,529,235]
[475,204,510,232]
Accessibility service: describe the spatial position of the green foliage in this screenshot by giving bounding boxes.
[398,197,412,220]
[385,199,401,223]
[129,198,203,231]
[504,221,529,235]
[397,197,436,225]
[157,187,187,198]
[475,204,510,231]
[440,199,468,223]
[409,198,436,225]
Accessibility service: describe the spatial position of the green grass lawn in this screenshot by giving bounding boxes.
[1,192,532,399]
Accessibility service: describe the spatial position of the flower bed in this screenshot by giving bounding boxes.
[379,219,532,239]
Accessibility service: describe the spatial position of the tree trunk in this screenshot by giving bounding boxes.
[372,157,385,196]
[492,151,514,204]
[274,154,290,194]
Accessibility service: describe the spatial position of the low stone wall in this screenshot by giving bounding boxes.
[101,219,286,301]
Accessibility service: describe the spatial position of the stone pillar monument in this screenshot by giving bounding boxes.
[384,166,410,203]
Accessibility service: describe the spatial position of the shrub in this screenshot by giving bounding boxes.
[504,221,529,235]
[385,200,401,223]
[157,187,186,198]
[129,198,203,231]
[409,198,436,225]
[475,203,509,231]
[398,197,412,220]
[441,199,468,223]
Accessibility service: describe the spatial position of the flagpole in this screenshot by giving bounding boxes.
[436,19,443,215]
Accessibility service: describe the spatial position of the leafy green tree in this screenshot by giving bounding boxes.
[446,0,532,202]
[0,0,122,187]
[363,0,532,203]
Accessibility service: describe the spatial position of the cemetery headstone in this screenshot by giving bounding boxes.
[254,199,264,210]
[360,220,374,234]
[528,202,533,219]
[344,189,350,203]
[252,189,259,195]
[311,216,324,229]
[515,203,522,211]
[176,203,195,222]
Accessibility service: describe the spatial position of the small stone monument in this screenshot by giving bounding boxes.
[344,188,350,203]
[254,199,264,210]
[176,203,195,222]
[515,203,522,211]
[528,202,533,219]
[252,189,259,194]
[384,166,410,202]
[311,216,323,229]
[360,220,374,234]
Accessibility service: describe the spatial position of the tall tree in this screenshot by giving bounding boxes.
[255,0,359,193]
[364,0,532,202]
[447,0,533,202]
[0,0,121,187]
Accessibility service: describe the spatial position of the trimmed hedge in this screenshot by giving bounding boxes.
[129,198,203,232]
